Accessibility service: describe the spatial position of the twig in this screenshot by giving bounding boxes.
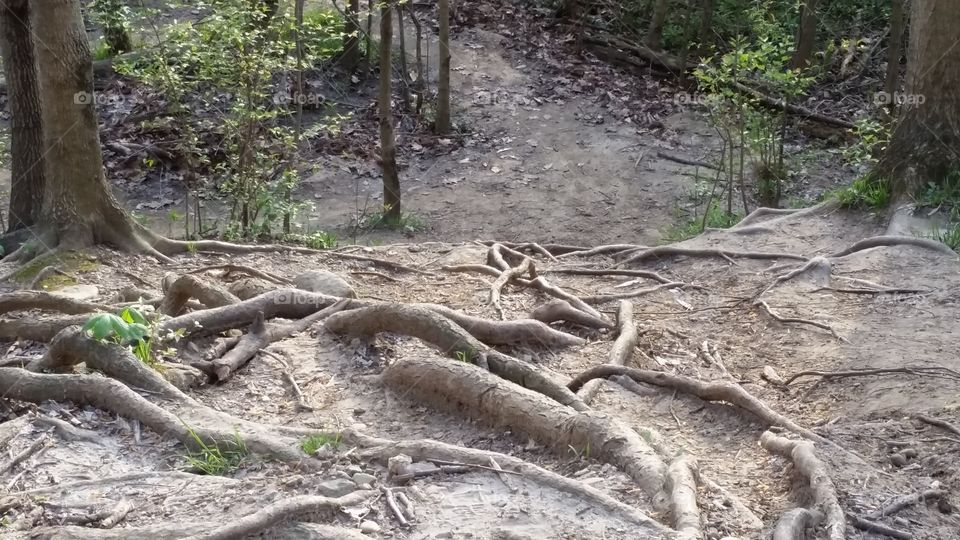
[0,436,50,474]
[866,489,946,520]
[381,486,409,527]
[848,514,913,540]
[488,457,518,493]
[656,150,720,171]
[349,271,401,282]
[261,349,314,412]
[427,458,523,475]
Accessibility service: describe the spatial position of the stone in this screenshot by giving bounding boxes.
[387,454,413,477]
[352,472,376,488]
[54,284,99,301]
[316,478,357,498]
[292,270,357,298]
[359,520,381,535]
[160,363,205,390]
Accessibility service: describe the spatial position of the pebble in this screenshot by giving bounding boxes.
[316,478,357,497]
[352,472,377,488]
[359,520,381,535]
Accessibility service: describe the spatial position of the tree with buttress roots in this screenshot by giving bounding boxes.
[3,0,297,264]
[876,0,960,194]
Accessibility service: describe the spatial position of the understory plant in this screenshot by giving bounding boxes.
[183,425,249,475]
[83,305,182,368]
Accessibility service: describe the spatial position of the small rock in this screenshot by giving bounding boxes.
[160,363,205,390]
[316,478,357,497]
[900,448,919,459]
[761,366,785,385]
[890,453,908,467]
[292,270,357,298]
[359,520,381,535]
[388,454,413,477]
[352,472,376,487]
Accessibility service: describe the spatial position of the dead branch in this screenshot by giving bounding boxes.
[773,508,823,540]
[829,235,956,258]
[582,282,688,304]
[0,436,50,474]
[382,486,409,527]
[865,489,946,520]
[666,456,701,539]
[544,267,673,284]
[490,257,534,319]
[159,274,240,316]
[657,150,720,171]
[0,291,111,316]
[732,81,855,129]
[181,492,374,540]
[186,264,291,285]
[530,299,615,329]
[383,357,669,506]
[578,301,637,404]
[327,251,436,275]
[324,304,588,411]
[755,300,844,340]
[915,414,960,437]
[568,364,830,444]
[616,246,807,267]
[349,431,668,531]
[848,515,912,540]
[784,366,960,385]
[760,431,844,540]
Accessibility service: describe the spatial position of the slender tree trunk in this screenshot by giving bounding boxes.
[697,0,714,58]
[884,0,907,101]
[30,0,144,251]
[0,0,45,232]
[378,3,401,222]
[878,0,960,193]
[646,0,670,49]
[285,0,306,234]
[435,0,452,134]
[341,0,361,73]
[789,0,821,69]
[396,5,411,110]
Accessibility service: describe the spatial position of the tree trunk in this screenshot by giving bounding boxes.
[646,0,670,49]
[378,3,401,223]
[789,0,821,69]
[30,0,147,251]
[435,0,452,134]
[884,0,907,101]
[341,0,361,73]
[697,0,714,58]
[878,0,960,193]
[0,0,45,232]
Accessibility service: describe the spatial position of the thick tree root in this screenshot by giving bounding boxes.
[544,267,674,284]
[478,240,589,256]
[0,315,88,342]
[383,356,668,503]
[772,507,823,540]
[0,291,111,316]
[829,235,956,258]
[418,302,586,348]
[324,304,588,410]
[578,301,637,404]
[582,282,689,304]
[760,431,845,540]
[529,299,615,329]
[616,246,807,267]
[567,364,830,444]
[159,274,240,315]
[848,515,912,539]
[732,207,801,229]
[755,300,844,341]
[490,256,534,319]
[556,244,647,259]
[865,489,946,519]
[349,432,671,533]
[666,456,702,540]
[186,264,291,285]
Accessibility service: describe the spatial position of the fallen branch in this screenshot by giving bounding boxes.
[0,436,50,474]
[568,364,830,444]
[578,301,637,405]
[732,81,855,129]
[915,414,960,437]
[760,431,844,540]
[755,300,844,341]
[657,150,720,171]
[772,508,823,540]
[848,515,912,540]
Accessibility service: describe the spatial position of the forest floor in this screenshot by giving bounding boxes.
[2,2,959,540]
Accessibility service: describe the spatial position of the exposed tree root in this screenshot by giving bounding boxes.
[616,246,807,267]
[567,364,830,444]
[442,263,503,278]
[324,250,437,275]
[383,356,668,503]
[478,240,590,256]
[656,150,720,171]
[159,274,240,316]
[181,491,374,540]
[755,300,844,341]
[529,299,615,329]
[915,414,960,437]
[556,244,647,259]
[28,267,78,290]
[0,291,111,316]
[666,456,701,539]
[349,431,671,533]
[772,507,823,540]
[760,431,845,540]
[186,264,291,285]
[578,301,637,404]
[865,489,946,519]
[582,282,689,304]
[732,207,801,230]
[847,515,913,539]
[490,256,534,319]
[763,256,832,294]
[324,304,588,410]
[418,302,586,348]
[0,315,88,342]
[544,267,674,284]
[784,366,960,385]
[829,235,956,258]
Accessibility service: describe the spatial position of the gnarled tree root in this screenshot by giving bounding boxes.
[348,431,669,533]
[616,246,807,267]
[159,274,240,316]
[324,304,588,411]
[490,256,534,319]
[666,456,702,540]
[829,235,956,258]
[383,356,668,505]
[578,301,637,404]
[772,508,823,540]
[418,302,586,348]
[530,299,615,329]
[582,282,689,304]
[760,431,845,540]
[567,364,830,445]
[186,264,291,285]
[544,267,673,284]
[0,291,111,316]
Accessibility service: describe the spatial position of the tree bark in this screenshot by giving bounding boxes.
[30,0,148,252]
[0,0,45,232]
[697,0,714,58]
[646,0,670,49]
[378,3,401,222]
[435,0,452,134]
[884,0,906,101]
[878,0,960,193]
[341,0,361,73]
[789,0,821,69]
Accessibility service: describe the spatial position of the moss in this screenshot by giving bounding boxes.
[11,250,101,290]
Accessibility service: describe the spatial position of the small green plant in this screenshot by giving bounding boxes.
[661,203,742,243]
[83,306,182,368]
[92,40,114,61]
[835,173,892,209]
[454,350,471,363]
[285,230,339,250]
[300,433,341,455]
[183,426,248,475]
[915,171,960,209]
[360,209,427,233]
[843,118,892,170]
[89,0,133,55]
